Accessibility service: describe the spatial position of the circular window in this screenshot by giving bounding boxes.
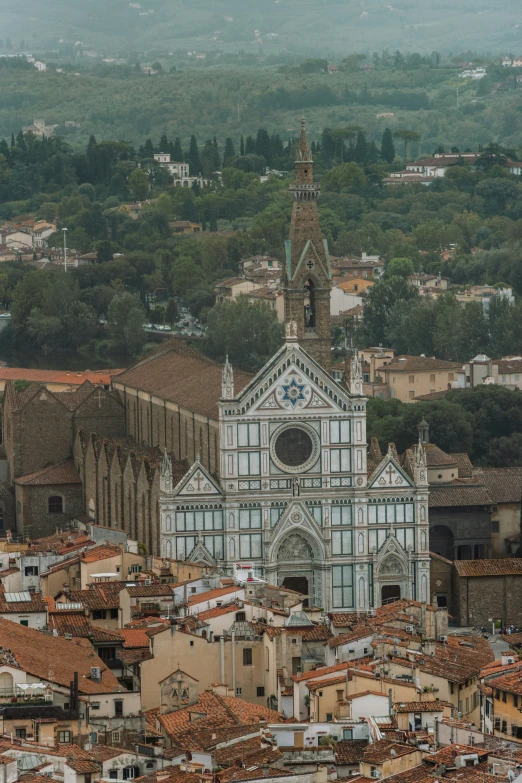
[270,423,319,474]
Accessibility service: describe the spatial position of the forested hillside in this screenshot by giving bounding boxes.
[2,0,522,54]
[1,55,522,154]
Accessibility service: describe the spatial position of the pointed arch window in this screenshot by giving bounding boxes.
[304,278,316,329]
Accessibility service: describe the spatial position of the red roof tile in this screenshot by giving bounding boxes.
[14,460,81,486]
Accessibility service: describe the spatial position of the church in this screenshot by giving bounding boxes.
[158,121,431,611]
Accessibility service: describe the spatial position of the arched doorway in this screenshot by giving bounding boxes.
[430,525,454,561]
[381,585,401,604]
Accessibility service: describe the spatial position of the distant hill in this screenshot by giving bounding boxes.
[3,0,522,56]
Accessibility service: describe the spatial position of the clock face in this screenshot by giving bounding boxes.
[274,427,314,468]
[270,423,320,474]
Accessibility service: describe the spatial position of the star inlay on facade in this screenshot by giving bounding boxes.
[281,379,306,407]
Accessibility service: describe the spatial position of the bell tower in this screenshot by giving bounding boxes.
[283,118,332,372]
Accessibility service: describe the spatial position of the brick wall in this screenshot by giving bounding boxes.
[457,574,522,627]
[15,483,84,539]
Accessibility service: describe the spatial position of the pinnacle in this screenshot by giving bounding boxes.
[296,117,312,163]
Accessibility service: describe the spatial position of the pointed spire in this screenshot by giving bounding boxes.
[221,355,234,400]
[160,449,172,494]
[161,448,171,476]
[296,117,312,163]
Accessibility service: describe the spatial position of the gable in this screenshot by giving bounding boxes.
[234,345,353,416]
[368,455,414,489]
[173,461,223,498]
[292,239,331,283]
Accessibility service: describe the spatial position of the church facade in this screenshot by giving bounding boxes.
[159,121,430,611]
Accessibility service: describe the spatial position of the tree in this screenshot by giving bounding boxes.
[385,257,414,278]
[187,135,201,175]
[322,162,366,193]
[107,292,146,355]
[223,137,235,166]
[165,298,179,324]
[128,168,149,200]
[202,296,283,372]
[362,276,418,346]
[393,129,420,162]
[380,128,395,163]
[172,137,183,161]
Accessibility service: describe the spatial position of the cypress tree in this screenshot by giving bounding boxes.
[353,130,367,163]
[240,135,245,156]
[380,128,395,163]
[223,138,235,165]
[159,134,169,152]
[16,130,26,151]
[172,137,183,161]
[10,133,15,148]
[212,136,221,169]
[187,135,201,175]
[245,135,255,154]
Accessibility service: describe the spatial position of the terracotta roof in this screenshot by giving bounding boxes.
[390,635,493,683]
[81,543,121,562]
[328,612,364,627]
[0,617,124,693]
[188,586,242,606]
[198,602,242,621]
[114,338,253,420]
[428,481,492,508]
[381,355,462,373]
[120,628,150,648]
[413,391,452,401]
[27,531,91,555]
[335,740,368,765]
[0,588,46,613]
[422,443,458,467]
[328,626,372,648]
[500,632,522,645]
[48,611,122,642]
[218,768,291,783]
[496,358,522,374]
[66,760,101,774]
[118,648,154,666]
[125,583,174,598]
[429,551,454,566]
[284,625,331,641]
[454,558,522,577]
[215,736,283,767]
[485,670,522,696]
[87,745,127,761]
[0,368,121,386]
[423,743,488,765]
[393,701,447,713]
[14,460,81,486]
[475,467,522,504]
[66,583,126,610]
[306,674,352,692]
[292,661,363,683]
[362,740,416,763]
[158,691,286,739]
[0,568,20,578]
